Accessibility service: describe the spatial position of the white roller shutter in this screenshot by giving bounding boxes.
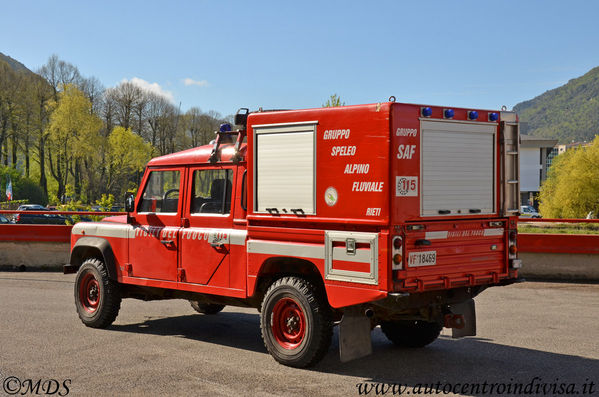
[254,122,317,215]
[421,120,496,216]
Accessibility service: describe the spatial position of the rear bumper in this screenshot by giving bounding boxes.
[394,270,520,293]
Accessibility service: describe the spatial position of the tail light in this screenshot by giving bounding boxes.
[508,228,521,269]
[15,214,20,223]
[392,236,403,270]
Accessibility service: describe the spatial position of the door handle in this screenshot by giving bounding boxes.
[210,242,224,248]
[161,240,175,248]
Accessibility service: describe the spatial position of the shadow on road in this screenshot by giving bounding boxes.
[110,312,267,353]
[109,310,599,394]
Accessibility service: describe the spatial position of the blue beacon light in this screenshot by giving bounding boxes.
[421,107,432,117]
[489,112,499,122]
[468,111,479,120]
[444,109,454,119]
[219,123,232,132]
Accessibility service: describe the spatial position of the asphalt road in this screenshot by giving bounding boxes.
[0,272,597,397]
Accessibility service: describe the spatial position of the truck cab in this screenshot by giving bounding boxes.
[67,101,521,368]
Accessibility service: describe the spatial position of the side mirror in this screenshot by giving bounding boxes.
[125,193,135,213]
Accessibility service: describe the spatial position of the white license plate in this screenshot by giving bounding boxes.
[408,251,437,267]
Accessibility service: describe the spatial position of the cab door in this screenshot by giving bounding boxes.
[129,168,183,281]
[179,166,234,286]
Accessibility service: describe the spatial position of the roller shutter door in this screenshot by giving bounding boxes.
[421,120,496,216]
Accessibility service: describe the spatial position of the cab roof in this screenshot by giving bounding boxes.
[147,143,247,167]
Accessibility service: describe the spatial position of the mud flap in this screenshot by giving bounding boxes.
[339,307,372,362]
[449,299,476,338]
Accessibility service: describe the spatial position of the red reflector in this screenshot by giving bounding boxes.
[393,238,402,249]
[393,254,402,264]
[509,231,517,240]
[509,245,518,255]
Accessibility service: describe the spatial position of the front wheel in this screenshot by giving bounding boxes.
[74,258,121,328]
[380,320,442,348]
[260,277,332,368]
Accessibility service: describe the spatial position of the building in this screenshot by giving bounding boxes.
[546,141,592,169]
[520,135,558,207]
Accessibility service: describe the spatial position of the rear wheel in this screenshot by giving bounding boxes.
[189,301,225,315]
[74,258,121,328]
[380,320,442,348]
[260,277,332,368]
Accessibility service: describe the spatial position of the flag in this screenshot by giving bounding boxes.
[5,176,12,201]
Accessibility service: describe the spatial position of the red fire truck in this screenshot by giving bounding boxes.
[66,100,521,367]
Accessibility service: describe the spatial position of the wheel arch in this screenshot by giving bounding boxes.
[251,257,328,306]
[69,237,118,280]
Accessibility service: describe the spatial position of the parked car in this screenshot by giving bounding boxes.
[0,214,12,224]
[14,204,67,225]
[17,204,48,211]
[520,205,541,218]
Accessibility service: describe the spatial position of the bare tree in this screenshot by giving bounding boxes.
[105,81,144,131]
[146,92,177,155]
[38,54,82,101]
[80,76,105,114]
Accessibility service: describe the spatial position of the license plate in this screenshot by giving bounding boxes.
[408,251,437,267]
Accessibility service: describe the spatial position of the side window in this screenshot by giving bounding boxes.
[191,169,233,214]
[138,170,180,213]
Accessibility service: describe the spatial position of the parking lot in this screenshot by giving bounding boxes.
[0,272,597,396]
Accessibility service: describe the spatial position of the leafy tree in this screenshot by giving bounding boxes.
[0,165,46,204]
[323,94,345,107]
[539,136,599,218]
[107,126,152,196]
[46,84,102,201]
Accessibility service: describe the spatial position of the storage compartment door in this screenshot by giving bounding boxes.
[254,123,316,215]
[325,231,378,285]
[421,120,496,216]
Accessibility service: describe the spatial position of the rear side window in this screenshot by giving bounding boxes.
[191,169,233,214]
[138,170,180,213]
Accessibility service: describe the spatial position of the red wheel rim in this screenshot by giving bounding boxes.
[271,297,306,349]
[79,272,100,313]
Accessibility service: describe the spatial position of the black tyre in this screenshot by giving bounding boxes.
[380,320,442,348]
[189,301,225,315]
[74,258,121,328]
[260,277,333,368]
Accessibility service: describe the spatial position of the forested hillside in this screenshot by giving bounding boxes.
[0,52,32,74]
[513,66,599,143]
[0,52,229,205]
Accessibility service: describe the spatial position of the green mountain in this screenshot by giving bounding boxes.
[513,67,599,143]
[0,52,33,74]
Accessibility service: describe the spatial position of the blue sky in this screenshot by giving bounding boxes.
[2,0,599,116]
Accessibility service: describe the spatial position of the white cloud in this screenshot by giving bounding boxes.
[183,78,209,87]
[122,77,174,102]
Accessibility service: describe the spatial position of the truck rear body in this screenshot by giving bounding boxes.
[245,102,519,305]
